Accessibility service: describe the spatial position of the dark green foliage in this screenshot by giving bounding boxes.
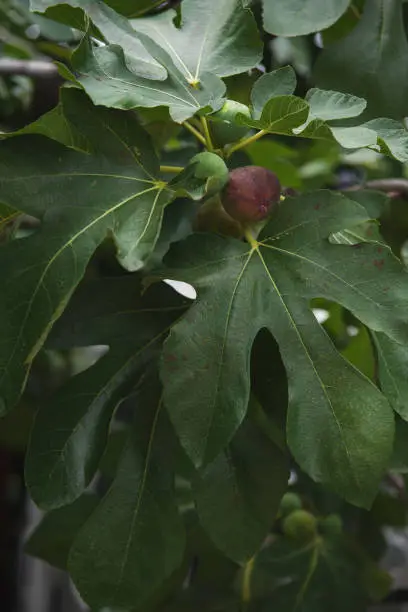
[1,0,407,609]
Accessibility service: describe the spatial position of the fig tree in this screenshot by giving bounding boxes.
[221,166,281,223]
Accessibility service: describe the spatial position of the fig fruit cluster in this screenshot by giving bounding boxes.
[221,165,281,224]
[278,492,344,545]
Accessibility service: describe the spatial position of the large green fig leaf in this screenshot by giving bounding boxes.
[71,34,225,122]
[31,0,167,79]
[314,0,408,120]
[262,0,350,36]
[0,89,211,414]
[131,0,262,85]
[25,277,188,509]
[69,375,185,610]
[194,413,289,563]
[159,191,407,507]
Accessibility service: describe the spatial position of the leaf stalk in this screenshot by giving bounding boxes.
[200,116,214,151]
[160,165,184,174]
[227,129,267,157]
[183,121,207,146]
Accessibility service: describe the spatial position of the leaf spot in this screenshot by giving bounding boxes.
[373,259,384,270]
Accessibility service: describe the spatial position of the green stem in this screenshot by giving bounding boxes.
[241,556,255,608]
[201,116,214,151]
[160,165,184,174]
[227,129,268,157]
[244,228,259,250]
[294,540,320,610]
[183,121,207,146]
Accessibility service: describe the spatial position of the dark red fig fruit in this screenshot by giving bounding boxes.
[221,166,281,223]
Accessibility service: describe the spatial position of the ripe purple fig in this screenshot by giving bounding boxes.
[221,166,281,223]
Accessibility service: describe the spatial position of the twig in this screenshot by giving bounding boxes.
[365,178,408,197]
[0,58,58,78]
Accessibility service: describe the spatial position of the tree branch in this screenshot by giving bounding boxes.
[365,178,408,197]
[0,58,58,79]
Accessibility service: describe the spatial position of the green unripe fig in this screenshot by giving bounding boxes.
[221,166,281,223]
[319,513,343,537]
[283,510,317,544]
[210,100,251,146]
[279,492,302,517]
[214,100,251,123]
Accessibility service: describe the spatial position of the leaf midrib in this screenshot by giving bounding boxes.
[202,249,254,464]
[254,246,357,490]
[112,399,162,601]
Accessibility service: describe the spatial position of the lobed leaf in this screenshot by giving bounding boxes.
[71,35,226,123]
[0,89,217,413]
[159,191,406,506]
[131,0,262,85]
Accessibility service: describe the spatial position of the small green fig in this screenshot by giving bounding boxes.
[210,100,251,146]
[283,509,317,544]
[279,492,302,517]
[319,513,343,537]
[221,166,281,223]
